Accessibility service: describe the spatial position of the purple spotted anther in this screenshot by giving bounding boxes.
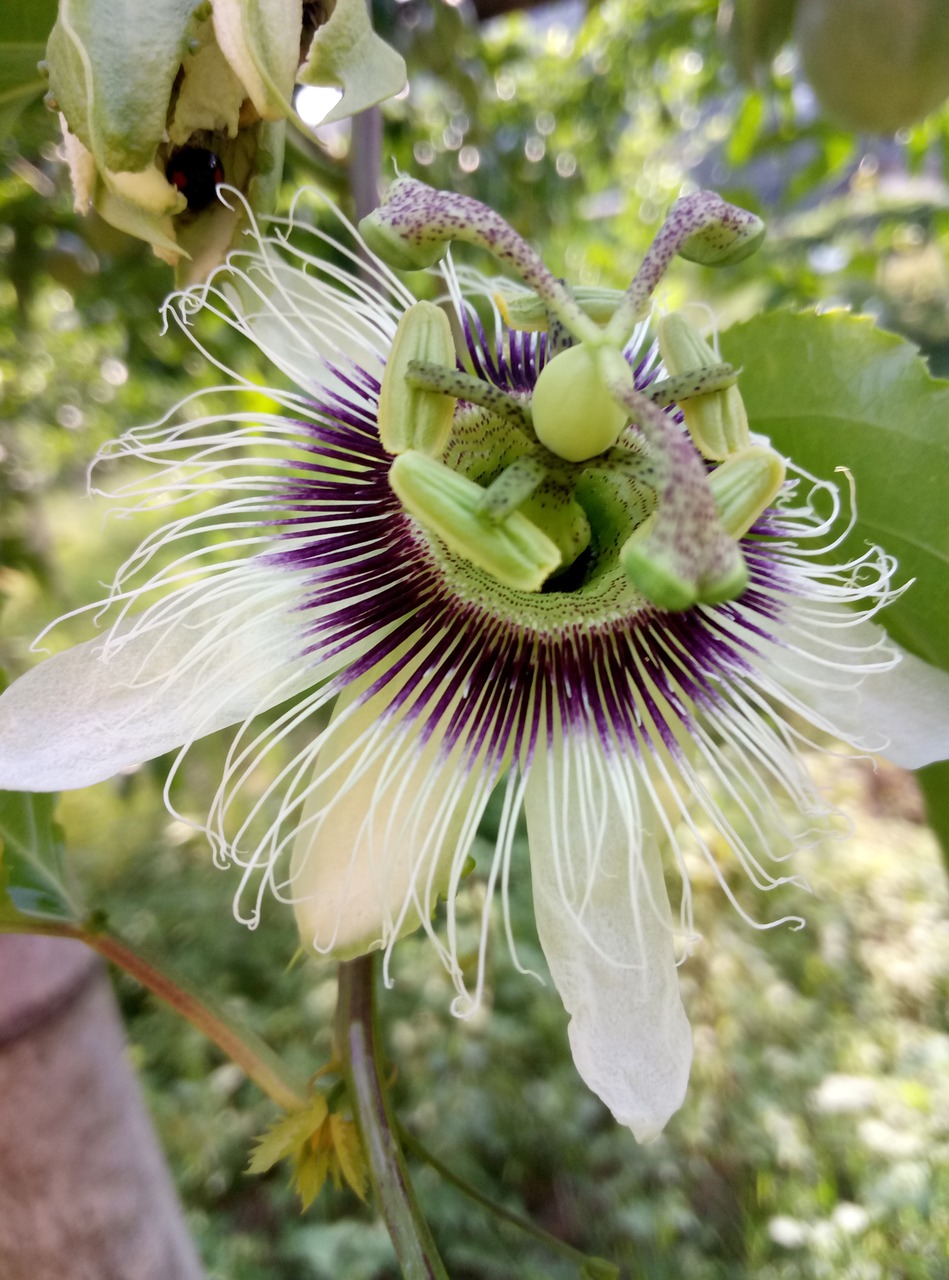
[2,180,948,1141]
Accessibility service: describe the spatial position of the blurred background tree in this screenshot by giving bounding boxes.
[2,1,948,1276]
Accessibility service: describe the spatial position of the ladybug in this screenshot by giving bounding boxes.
[165,147,224,212]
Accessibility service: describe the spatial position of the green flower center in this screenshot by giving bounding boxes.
[367,179,784,610]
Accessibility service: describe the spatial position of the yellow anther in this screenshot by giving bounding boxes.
[657,312,750,461]
[378,302,457,457]
[390,451,561,592]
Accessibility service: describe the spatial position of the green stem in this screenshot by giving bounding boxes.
[335,956,449,1280]
[2,917,307,1112]
[397,1124,600,1273]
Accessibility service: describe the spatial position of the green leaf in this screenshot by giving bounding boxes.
[580,1261,621,1280]
[0,791,81,924]
[0,0,59,139]
[917,760,949,867]
[247,1095,329,1174]
[720,310,949,672]
[722,310,949,861]
[576,1259,622,1280]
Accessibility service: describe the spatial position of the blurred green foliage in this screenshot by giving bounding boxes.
[2,0,949,1276]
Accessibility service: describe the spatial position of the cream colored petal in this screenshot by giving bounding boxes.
[0,567,317,791]
[212,0,302,121]
[299,0,406,124]
[523,740,693,1142]
[840,639,949,769]
[290,681,476,960]
[763,607,949,770]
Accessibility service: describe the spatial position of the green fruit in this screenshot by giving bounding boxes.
[796,0,949,132]
[720,0,799,81]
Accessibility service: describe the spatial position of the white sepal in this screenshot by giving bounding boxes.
[0,566,316,791]
[298,0,407,124]
[761,607,949,771]
[212,0,303,121]
[523,739,693,1142]
[289,682,469,960]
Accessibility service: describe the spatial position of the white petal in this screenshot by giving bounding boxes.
[762,607,949,770]
[234,261,392,399]
[523,741,692,1143]
[212,0,301,121]
[0,567,317,791]
[299,0,407,125]
[849,641,949,769]
[289,681,476,960]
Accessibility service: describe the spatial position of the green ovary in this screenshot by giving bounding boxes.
[531,344,630,462]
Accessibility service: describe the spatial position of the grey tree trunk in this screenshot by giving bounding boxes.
[0,933,205,1280]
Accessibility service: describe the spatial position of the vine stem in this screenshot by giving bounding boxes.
[335,955,450,1280]
[1,917,307,1112]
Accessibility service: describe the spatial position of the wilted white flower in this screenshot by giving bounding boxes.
[47,0,405,279]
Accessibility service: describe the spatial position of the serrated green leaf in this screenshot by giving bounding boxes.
[0,791,81,924]
[295,1146,330,1211]
[720,310,949,672]
[247,1094,329,1174]
[328,1113,367,1201]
